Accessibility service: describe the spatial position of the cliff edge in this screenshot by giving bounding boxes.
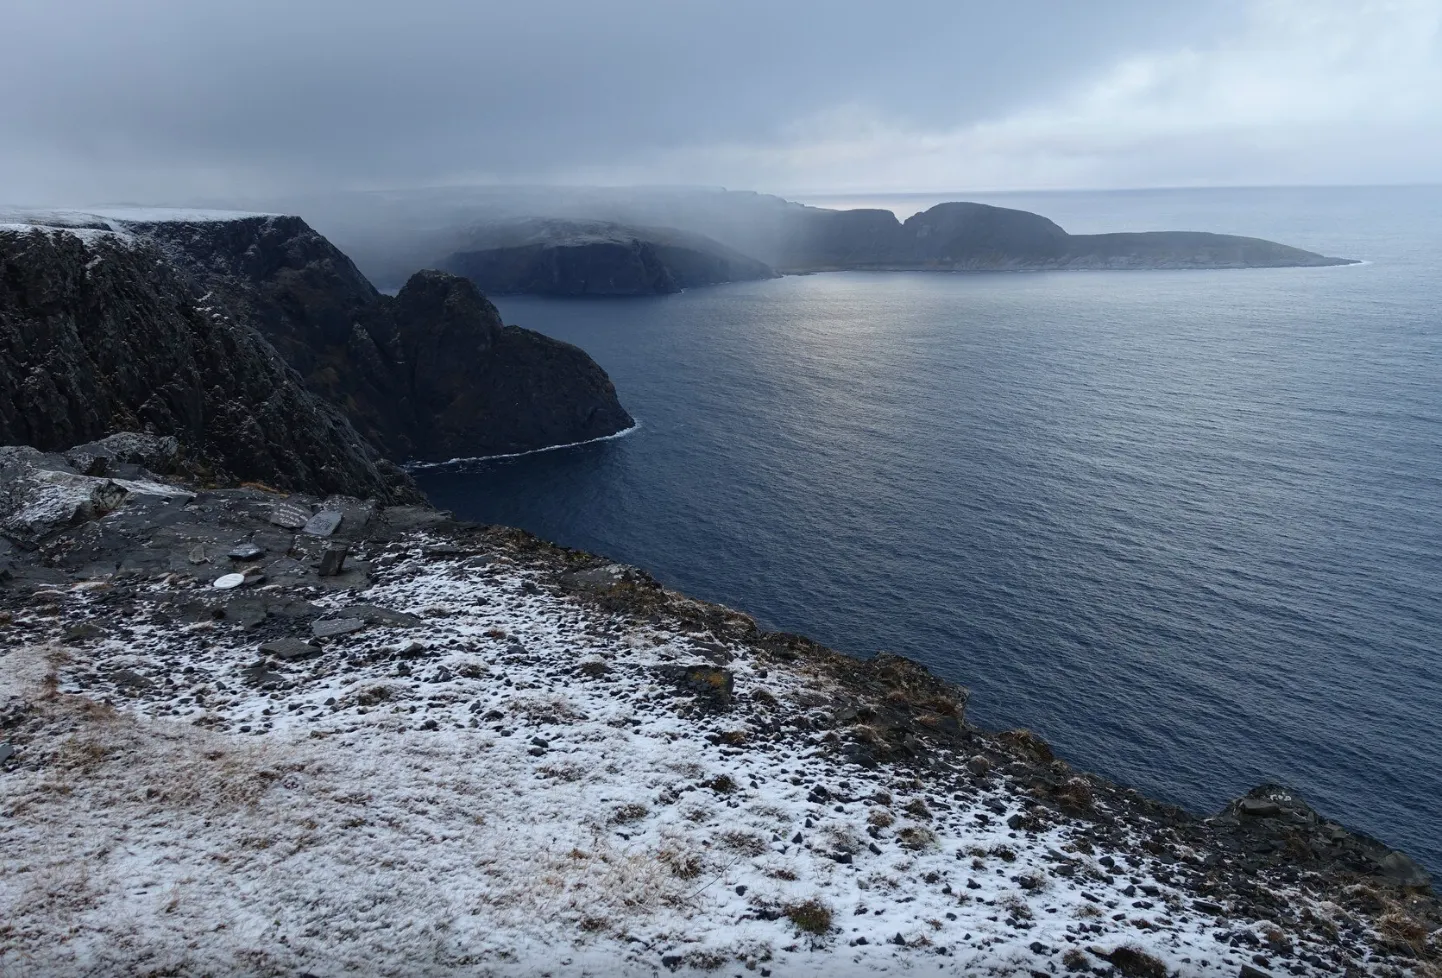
[0,445,1435,976]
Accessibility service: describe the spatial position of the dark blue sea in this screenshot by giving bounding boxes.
[416,185,1442,875]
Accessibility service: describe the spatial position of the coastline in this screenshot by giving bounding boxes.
[403,420,641,471]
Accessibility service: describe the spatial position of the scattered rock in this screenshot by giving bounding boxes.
[657,664,734,709]
[340,604,422,627]
[111,669,151,689]
[228,543,265,561]
[259,638,321,661]
[62,621,106,643]
[240,662,286,687]
[312,618,365,639]
[0,743,15,763]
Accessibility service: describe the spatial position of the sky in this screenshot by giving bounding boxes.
[2,0,1440,204]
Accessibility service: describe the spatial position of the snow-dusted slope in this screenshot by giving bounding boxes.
[1,473,1436,976]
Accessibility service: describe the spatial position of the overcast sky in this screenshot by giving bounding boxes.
[3,0,1439,204]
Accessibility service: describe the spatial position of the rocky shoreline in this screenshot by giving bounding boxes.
[1,439,1437,976]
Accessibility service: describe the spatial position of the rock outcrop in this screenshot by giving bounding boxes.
[0,225,420,502]
[128,213,634,462]
[1,211,634,472]
[439,219,778,296]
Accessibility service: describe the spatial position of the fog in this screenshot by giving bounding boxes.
[3,0,1439,206]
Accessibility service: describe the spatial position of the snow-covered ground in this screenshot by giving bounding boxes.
[0,526,1400,977]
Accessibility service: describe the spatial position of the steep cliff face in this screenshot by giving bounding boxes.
[391,271,633,459]
[0,225,419,502]
[438,219,777,296]
[117,214,634,463]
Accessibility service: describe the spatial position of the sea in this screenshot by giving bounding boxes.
[415,185,1442,876]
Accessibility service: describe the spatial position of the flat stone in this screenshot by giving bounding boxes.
[268,502,312,530]
[340,603,422,627]
[0,743,14,763]
[227,542,265,560]
[302,510,343,537]
[312,617,365,639]
[260,637,320,661]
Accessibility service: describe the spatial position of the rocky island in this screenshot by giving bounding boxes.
[771,202,1358,273]
[0,209,1431,978]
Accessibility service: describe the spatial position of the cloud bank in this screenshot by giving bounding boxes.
[1,0,1437,203]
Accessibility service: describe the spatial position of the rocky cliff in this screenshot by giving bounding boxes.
[439,219,778,296]
[0,224,419,502]
[126,213,635,462]
[1,211,634,471]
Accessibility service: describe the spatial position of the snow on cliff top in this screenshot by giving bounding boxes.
[0,206,279,232]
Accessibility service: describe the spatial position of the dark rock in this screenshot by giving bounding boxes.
[0,743,15,763]
[111,669,151,688]
[302,510,343,537]
[318,546,349,576]
[1378,850,1432,889]
[62,621,106,643]
[259,638,320,661]
[124,215,633,464]
[0,227,420,502]
[656,664,734,709]
[340,604,422,627]
[269,502,312,530]
[241,662,286,687]
[1239,798,1282,818]
[1239,966,1273,978]
[223,598,268,628]
[228,542,265,561]
[312,617,365,639]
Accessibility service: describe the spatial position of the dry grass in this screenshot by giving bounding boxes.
[718,831,769,857]
[1378,910,1429,954]
[897,826,937,851]
[609,803,649,824]
[1105,944,1168,977]
[866,808,894,828]
[902,798,932,820]
[782,898,833,936]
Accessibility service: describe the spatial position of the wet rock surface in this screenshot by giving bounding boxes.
[0,455,1436,976]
